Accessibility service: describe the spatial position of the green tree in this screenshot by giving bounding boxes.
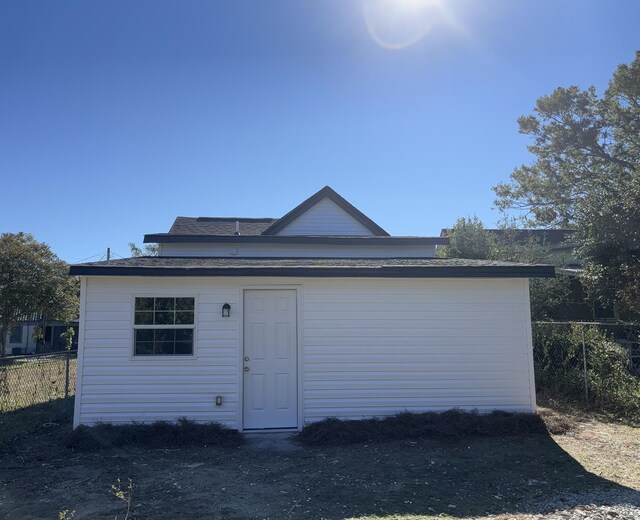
[129,242,158,257]
[437,216,498,260]
[439,218,573,320]
[0,233,79,355]
[576,173,640,315]
[494,51,640,314]
[60,326,75,351]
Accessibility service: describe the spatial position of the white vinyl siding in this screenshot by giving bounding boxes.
[276,198,375,236]
[77,278,240,427]
[301,278,535,420]
[158,243,436,258]
[75,276,535,428]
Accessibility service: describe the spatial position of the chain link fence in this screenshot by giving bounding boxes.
[0,351,77,416]
[1,323,638,425]
[532,321,640,416]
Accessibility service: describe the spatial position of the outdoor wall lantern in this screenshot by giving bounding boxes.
[222,303,231,318]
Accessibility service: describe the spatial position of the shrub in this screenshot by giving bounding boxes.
[67,418,243,451]
[296,410,549,446]
[533,324,640,420]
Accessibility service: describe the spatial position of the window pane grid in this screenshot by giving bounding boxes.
[134,297,194,326]
[134,328,194,356]
[134,297,195,356]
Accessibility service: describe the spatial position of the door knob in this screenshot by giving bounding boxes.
[244,366,250,372]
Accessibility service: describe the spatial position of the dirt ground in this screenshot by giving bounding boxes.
[0,409,638,520]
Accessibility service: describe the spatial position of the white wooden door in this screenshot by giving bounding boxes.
[243,289,298,429]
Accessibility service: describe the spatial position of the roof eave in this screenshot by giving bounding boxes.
[144,234,449,245]
[69,265,555,278]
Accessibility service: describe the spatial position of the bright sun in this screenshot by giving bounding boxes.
[395,0,441,9]
[362,0,461,50]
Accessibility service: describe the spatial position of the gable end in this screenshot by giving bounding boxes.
[261,186,389,236]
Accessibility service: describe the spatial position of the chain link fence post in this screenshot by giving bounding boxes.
[581,324,589,405]
[64,350,70,401]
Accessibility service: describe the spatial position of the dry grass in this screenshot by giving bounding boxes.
[0,355,76,448]
[536,406,580,434]
[539,392,640,426]
[0,354,76,412]
[553,417,640,490]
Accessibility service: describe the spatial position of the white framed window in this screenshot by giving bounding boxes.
[133,297,195,356]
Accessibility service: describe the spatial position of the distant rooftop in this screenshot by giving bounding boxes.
[440,228,575,248]
[169,217,276,236]
[160,186,391,239]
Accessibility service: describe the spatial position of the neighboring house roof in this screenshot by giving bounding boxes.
[69,256,555,278]
[440,227,573,244]
[439,228,576,251]
[8,312,79,323]
[169,217,276,236]
[148,186,390,243]
[555,267,583,277]
[486,229,574,246]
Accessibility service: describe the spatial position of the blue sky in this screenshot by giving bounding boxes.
[1,0,638,263]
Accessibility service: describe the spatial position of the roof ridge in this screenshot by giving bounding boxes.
[194,217,275,222]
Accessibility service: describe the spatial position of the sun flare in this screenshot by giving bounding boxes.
[363,0,464,50]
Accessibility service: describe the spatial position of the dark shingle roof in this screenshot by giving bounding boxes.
[169,217,276,236]
[440,228,574,246]
[157,187,389,239]
[69,256,555,278]
[485,229,574,246]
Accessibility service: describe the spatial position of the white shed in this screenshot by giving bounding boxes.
[69,187,553,430]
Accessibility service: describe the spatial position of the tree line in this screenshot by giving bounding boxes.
[440,51,640,321]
